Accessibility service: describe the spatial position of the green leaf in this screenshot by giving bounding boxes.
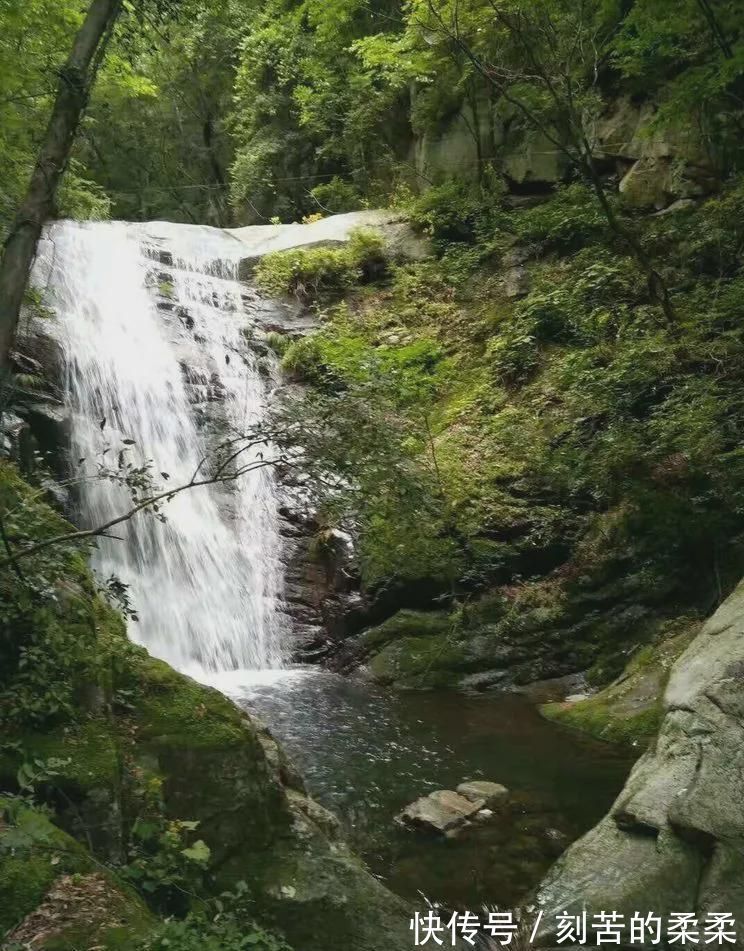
[181,839,211,865]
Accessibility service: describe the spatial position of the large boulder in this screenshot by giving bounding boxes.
[535,579,744,946]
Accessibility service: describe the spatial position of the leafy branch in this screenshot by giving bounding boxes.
[0,431,289,570]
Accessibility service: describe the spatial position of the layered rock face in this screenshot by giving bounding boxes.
[414,91,717,210]
[535,580,744,946]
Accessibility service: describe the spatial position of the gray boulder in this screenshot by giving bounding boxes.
[535,579,744,946]
[457,780,509,809]
[396,789,485,834]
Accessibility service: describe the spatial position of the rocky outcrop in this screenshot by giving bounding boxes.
[231,210,432,280]
[413,85,717,209]
[336,566,681,691]
[4,332,71,492]
[277,504,366,663]
[534,580,744,946]
[591,96,717,210]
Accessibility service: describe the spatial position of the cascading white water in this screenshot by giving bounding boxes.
[34,220,288,678]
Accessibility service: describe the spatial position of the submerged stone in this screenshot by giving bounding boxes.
[396,789,485,833]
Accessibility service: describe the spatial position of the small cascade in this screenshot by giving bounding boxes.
[34,220,289,677]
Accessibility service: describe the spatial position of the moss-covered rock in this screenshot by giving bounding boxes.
[541,616,700,746]
[0,797,154,947]
[368,632,467,688]
[352,584,665,692]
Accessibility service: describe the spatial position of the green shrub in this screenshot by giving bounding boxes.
[309,177,365,214]
[282,335,327,382]
[264,331,291,356]
[486,318,540,384]
[346,226,387,280]
[668,176,744,277]
[513,251,644,347]
[514,184,610,252]
[409,172,507,244]
[255,228,386,300]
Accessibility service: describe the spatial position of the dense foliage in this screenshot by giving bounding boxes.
[273,178,744,654]
[4,0,742,229]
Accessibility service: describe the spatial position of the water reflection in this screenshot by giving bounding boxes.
[228,670,634,909]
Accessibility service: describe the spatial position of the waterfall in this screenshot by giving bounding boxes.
[34,220,289,678]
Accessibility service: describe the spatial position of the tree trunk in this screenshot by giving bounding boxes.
[0,0,123,372]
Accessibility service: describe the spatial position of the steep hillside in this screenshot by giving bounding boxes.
[260,178,744,720]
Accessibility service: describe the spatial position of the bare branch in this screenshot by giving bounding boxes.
[0,455,287,570]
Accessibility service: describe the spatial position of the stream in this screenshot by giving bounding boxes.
[224,669,633,910]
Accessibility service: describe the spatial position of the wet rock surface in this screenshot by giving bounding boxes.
[396,789,486,834]
[457,780,509,808]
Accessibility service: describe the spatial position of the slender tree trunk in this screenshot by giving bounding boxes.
[0,0,123,372]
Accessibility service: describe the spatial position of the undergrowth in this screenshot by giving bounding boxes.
[283,177,744,643]
[255,227,386,300]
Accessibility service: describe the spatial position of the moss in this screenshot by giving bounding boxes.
[133,656,249,749]
[360,609,451,650]
[368,632,469,689]
[1,721,119,790]
[542,696,663,746]
[358,610,477,688]
[0,797,92,933]
[0,851,59,934]
[157,280,174,299]
[3,859,155,950]
[541,616,701,746]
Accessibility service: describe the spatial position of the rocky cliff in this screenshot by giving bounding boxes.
[535,579,744,946]
[414,90,718,212]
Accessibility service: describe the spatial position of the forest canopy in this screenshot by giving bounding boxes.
[2,0,742,233]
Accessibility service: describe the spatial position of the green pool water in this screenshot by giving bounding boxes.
[232,669,634,910]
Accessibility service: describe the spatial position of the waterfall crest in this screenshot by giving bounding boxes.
[35,220,288,677]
